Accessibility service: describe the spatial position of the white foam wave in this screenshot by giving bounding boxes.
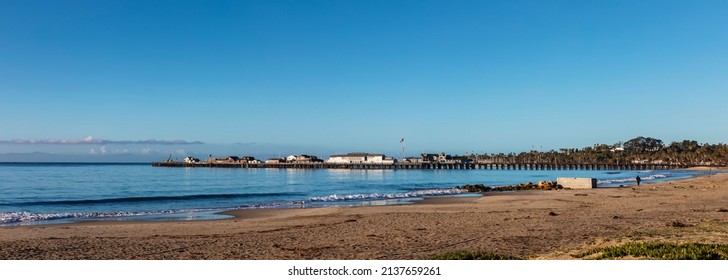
[0,202,315,224]
[235,200,308,209]
[309,188,469,202]
[0,209,206,224]
[597,173,669,185]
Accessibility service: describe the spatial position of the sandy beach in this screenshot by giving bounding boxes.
[1,170,727,260]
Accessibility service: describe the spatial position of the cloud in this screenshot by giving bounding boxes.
[0,136,204,145]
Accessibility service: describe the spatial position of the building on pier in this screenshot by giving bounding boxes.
[326,153,396,164]
[295,155,322,163]
[282,155,323,163]
[404,156,425,163]
[209,155,260,164]
[210,156,240,163]
[417,153,470,164]
[266,158,285,164]
[183,156,200,163]
[420,153,439,163]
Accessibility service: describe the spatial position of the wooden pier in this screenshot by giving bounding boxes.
[152,161,686,170]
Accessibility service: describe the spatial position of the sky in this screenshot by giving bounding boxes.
[1,0,727,162]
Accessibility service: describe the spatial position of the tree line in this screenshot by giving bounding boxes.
[471,137,728,166]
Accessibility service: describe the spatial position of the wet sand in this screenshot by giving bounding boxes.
[1,170,727,259]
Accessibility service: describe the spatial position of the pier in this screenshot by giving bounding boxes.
[152,161,686,170]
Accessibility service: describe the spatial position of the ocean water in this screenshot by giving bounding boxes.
[0,163,716,226]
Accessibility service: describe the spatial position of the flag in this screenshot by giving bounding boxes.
[400,138,404,143]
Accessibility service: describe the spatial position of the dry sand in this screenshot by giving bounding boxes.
[1,171,728,260]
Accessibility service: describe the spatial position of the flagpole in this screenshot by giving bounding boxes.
[400,138,406,161]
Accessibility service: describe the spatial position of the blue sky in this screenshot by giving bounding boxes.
[1,0,727,161]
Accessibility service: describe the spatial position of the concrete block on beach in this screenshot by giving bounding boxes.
[557,177,597,189]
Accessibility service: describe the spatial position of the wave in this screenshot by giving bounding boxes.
[0,192,299,207]
[309,188,469,202]
[0,209,198,224]
[1,188,465,224]
[0,200,313,225]
[597,173,669,185]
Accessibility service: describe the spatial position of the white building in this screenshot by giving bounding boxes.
[265,158,285,164]
[326,153,395,164]
[327,153,367,163]
[183,156,200,163]
[382,156,396,164]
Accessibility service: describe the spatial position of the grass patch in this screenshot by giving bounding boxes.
[573,242,728,260]
[427,250,522,260]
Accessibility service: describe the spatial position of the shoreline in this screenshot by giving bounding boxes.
[1,170,728,259]
[216,168,719,221]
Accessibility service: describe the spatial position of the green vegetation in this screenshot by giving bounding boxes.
[470,136,728,166]
[573,242,728,260]
[427,250,522,260]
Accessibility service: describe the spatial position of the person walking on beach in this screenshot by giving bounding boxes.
[636,176,641,186]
